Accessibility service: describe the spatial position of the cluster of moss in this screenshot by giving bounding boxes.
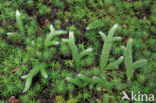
[0,0,156,103]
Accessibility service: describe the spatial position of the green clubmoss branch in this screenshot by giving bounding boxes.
[121,39,147,82]
[21,24,67,93]
[21,63,47,93]
[16,10,25,36]
[98,24,123,70]
[66,73,113,92]
[62,31,93,71]
[44,24,67,49]
[7,10,24,40]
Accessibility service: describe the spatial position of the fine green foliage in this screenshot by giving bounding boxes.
[121,39,147,82]
[98,24,123,70]
[21,24,67,93]
[62,31,93,71]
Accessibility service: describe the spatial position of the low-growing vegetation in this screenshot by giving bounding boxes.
[0,0,155,103]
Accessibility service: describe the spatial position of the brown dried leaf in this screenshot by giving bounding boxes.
[9,96,21,103]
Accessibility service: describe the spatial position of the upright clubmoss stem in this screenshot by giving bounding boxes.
[121,39,147,82]
[99,24,123,70]
[16,10,25,36]
[62,31,93,71]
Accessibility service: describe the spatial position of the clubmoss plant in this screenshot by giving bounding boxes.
[66,74,90,88]
[86,19,105,30]
[7,10,24,40]
[88,24,123,70]
[121,39,147,82]
[16,10,25,36]
[62,31,93,71]
[66,73,113,92]
[21,24,67,93]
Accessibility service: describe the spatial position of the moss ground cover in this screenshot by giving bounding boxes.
[0,0,156,103]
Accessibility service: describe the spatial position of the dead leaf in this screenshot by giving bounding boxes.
[9,96,20,103]
[11,67,21,73]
